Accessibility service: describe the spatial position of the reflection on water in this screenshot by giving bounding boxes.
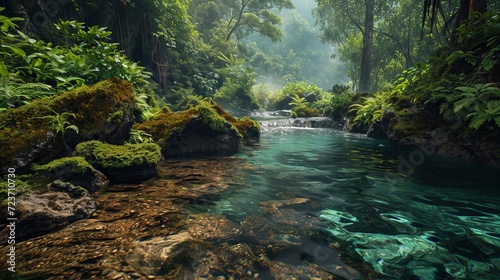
[3,124,500,279]
[197,125,500,279]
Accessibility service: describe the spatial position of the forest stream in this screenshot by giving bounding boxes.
[2,117,500,280]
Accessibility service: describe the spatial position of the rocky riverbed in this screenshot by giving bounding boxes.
[1,156,366,280]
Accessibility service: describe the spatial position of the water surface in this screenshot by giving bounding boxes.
[190,124,500,279]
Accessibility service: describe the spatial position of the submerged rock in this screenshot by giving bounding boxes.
[1,190,97,241]
[74,141,162,183]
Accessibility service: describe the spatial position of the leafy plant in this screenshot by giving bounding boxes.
[349,92,393,125]
[453,83,500,129]
[0,73,55,110]
[127,129,154,144]
[288,94,309,108]
[39,108,79,148]
[215,53,258,110]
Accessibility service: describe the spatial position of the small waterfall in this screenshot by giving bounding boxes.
[254,114,342,134]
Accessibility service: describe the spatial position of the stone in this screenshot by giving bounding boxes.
[1,190,97,241]
[366,111,396,140]
[75,141,162,183]
[48,180,87,198]
[135,101,258,157]
[34,156,109,193]
[0,79,138,175]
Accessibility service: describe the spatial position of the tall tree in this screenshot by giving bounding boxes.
[422,0,488,44]
[359,0,374,92]
[314,0,387,92]
[190,0,293,42]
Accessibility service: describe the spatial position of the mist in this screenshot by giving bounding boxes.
[244,0,350,91]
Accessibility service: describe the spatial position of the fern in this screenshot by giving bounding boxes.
[453,83,500,129]
[39,108,79,149]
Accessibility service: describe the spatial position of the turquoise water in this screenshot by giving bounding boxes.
[190,125,500,279]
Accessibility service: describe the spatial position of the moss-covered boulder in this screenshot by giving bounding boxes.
[33,156,109,193]
[134,100,260,157]
[0,79,138,174]
[74,141,162,183]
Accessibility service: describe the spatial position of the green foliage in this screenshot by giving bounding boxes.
[190,0,293,42]
[0,74,55,110]
[325,85,354,119]
[127,129,154,144]
[453,83,500,129]
[74,140,162,169]
[270,81,324,110]
[288,94,309,108]
[214,53,258,110]
[252,83,274,109]
[349,91,394,125]
[38,108,79,148]
[0,9,154,111]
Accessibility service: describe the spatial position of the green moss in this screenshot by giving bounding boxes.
[0,79,136,169]
[74,140,162,169]
[233,116,260,139]
[0,172,54,204]
[32,156,93,174]
[107,110,124,124]
[134,100,260,142]
[291,105,322,117]
[392,108,446,138]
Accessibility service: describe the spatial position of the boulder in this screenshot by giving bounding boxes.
[74,141,162,183]
[0,79,138,174]
[9,189,97,241]
[135,100,260,157]
[366,111,397,140]
[33,156,109,193]
[160,116,241,156]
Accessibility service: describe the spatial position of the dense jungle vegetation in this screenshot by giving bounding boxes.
[1,0,499,148]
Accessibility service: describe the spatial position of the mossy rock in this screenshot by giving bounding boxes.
[0,79,137,174]
[291,105,322,118]
[233,116,260,141]
[134,100,260,157]
[74,140,162,183]
[33,156,109,193]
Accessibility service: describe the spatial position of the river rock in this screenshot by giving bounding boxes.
[135,101,259,157]
[34,156,109,193]
[4,190,97,241]
[0,79,138,175]
[161,116,241,156]
[75,141,162,183]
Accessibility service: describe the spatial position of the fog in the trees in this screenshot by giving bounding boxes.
[244,0,350,91]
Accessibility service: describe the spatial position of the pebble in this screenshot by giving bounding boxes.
[216,276,226,280]
[129,273,142,279]
[254,273,259,279]
[122,266,135,273]
[102,269,114,276]
[112,272,127,279]
[247,271,252,276]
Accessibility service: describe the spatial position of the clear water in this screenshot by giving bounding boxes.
[189,125,500,279]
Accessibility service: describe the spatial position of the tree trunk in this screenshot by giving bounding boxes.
[451,0,488,46]
[359,0,374,92]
